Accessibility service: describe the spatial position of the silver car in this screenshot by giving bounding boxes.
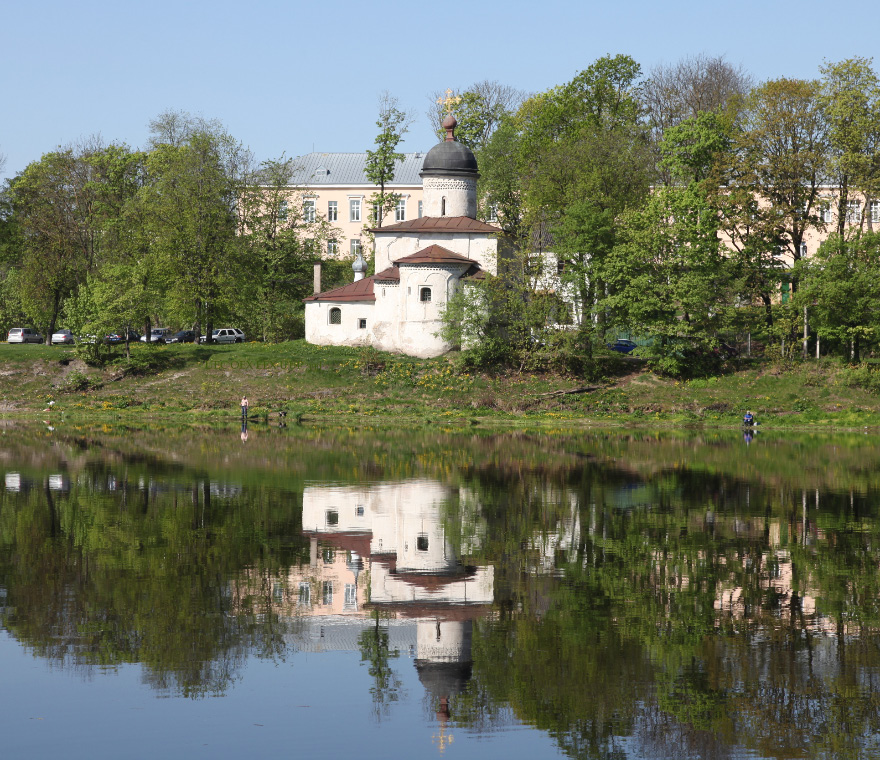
[51,329,76,345]
[8,328,43,344]
[199,328,246,344]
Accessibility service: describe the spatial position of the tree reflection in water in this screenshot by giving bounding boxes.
[1,423,880,758]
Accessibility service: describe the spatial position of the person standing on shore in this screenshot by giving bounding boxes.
[241,396,249,419]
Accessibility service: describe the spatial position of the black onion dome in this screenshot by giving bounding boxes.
[420,114,479,179]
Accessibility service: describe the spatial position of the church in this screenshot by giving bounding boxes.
[304,112,500,358]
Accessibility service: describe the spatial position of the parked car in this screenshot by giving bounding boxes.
[51,329,76,345]
[167,330,197,344]
[607,338,638,354]
[106,330,141,345]
[8,328,43,344]
[140,328,173,344]
[199,328,245,344]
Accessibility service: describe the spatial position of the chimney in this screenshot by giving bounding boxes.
[313,263,322,294]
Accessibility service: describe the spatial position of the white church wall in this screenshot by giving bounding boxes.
[371,281,401,354]
[304,301,375,348]
[396,266,464,359]
[422,177,477,218]
[374,232,498,274]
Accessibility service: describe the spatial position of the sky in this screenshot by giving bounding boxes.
[1,0,876,182]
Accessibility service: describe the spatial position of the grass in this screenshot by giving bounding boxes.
[2,340,880,429]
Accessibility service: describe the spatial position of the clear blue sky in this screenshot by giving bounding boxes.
[1,0,873,181]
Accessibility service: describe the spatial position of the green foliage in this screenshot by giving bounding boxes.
[840,363,880,394]
[796,232,880,361]
[602,185,735,376]
[364,93,409,231]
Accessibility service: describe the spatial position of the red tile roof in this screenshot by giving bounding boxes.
[393,245,476,266]
[303,275,376,302]
[371,216,500,234]
[373,266,401,281]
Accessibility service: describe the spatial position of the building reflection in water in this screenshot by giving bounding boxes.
[236,479,493,737]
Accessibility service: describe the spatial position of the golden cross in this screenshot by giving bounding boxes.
[437,88,462,115]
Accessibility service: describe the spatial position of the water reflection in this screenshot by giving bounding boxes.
[236,480,493,723]
[2,424,880,758]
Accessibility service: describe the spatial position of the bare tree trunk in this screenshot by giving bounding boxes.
[802,306,809,359]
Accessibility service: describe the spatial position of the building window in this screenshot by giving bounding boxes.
[420,287,432,303]
[846,200,862,224]
[871,200,880,224]
[395,198,406,221]
[351,239,362,256]
[327,240,338,256]
[819,202,833,224]
[416,534,429,551]
[557,258,566,275]
[327,200,338,221]
[350,198,361,222]
[418,200,423,218]
[303,199,316,223]
[358,318,367,329]
[298,582,311,607]
[344,584,357,609]
[329,308,341,326]
[371,204,382,224]
[441,197,446,216]
[273,582,284,604]
[326,509,339,525]
[486,203,498,222]
[278,199,288,222]
[800,242,808,257]
[356,505,365,517]
[322,581,333,606]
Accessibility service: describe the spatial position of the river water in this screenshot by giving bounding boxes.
[2,421,880,759]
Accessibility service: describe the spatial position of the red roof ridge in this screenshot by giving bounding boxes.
[393,244,477,266]
[303,275,376,302]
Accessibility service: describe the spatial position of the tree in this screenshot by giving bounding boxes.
[8,146,103,341]
[364,92,411,231]
[142,123,249,341]
[796,232,880,362]
[662,110,786,329]
[236,156,340,341]
[517,56,652,346]
[427,81,527,151]
[602,185,735,376]
[818,57,880,236]
[642,54,752,183]
[733,79,828,273]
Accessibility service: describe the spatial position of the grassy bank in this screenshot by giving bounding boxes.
[2,340,880,429]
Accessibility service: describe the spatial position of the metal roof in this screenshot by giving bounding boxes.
[373,216,501,234]
[394,245,476,266]
[289,152,426,187]
[303,275,376,303]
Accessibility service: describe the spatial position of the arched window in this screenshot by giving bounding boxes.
[441,197,446,216]
[329,307,341,325]
[420,287,432,303]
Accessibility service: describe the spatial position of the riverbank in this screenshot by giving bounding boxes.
[2,340,880,429]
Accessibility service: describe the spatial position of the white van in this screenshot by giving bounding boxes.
[8,328,43,344]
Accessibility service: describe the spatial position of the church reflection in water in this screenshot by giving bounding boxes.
[235,479,493,728]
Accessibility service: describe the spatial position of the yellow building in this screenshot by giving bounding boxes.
[288,152,426,259]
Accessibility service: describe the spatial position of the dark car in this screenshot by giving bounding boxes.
[106,330,141,345]
[167,330,197,344]
[607,339,638,354]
